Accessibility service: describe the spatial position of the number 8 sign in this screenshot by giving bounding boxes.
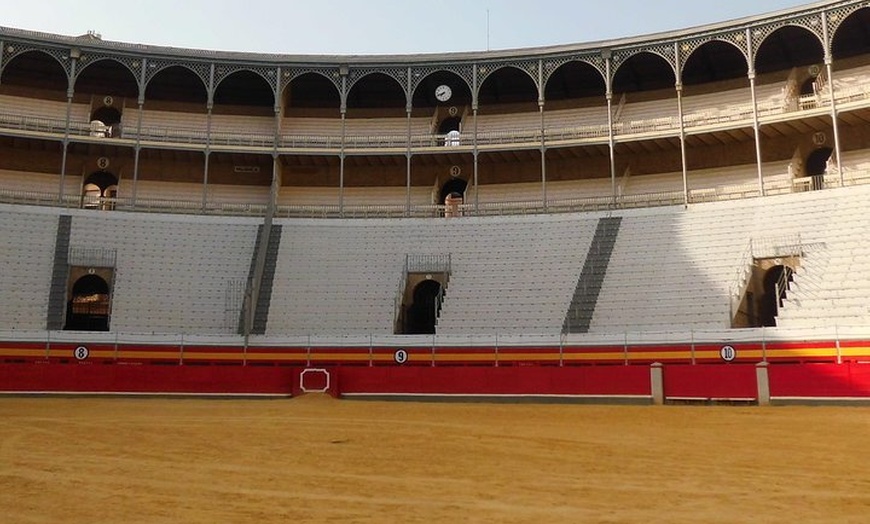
[74,346,90,361]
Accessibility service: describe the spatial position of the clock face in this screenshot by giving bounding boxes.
[435,84,452,102]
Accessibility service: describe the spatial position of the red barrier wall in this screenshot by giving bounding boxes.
[0,363,300,395]
[334,365,651,397]
[769,362,870,398]
[663,364,758,400]
[2,361,870,401]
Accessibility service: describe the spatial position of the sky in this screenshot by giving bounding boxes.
[2,0,815,56]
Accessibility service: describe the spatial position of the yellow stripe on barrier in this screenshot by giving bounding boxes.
[114,351,181,359]
[764,348,838,359]
[0,349,47,357]
[562,352,627,361]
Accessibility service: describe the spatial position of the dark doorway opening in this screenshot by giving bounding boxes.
[440,178,468,217]
[438,116,461,134]
[805,147,833,191]
[405,280,443,334]
[65,274,111,331]
[758,265,794,327]
[82,171,119,210]
[799,77,817,96]
[89,106,122,137]
[91,106,122,126]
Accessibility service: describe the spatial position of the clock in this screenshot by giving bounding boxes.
[435,84,452,102]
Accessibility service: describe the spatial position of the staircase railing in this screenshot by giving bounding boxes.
[393,255,410,332]
[729,233,804,322]
[774,266,795,317]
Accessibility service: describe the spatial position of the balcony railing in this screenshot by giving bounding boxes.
[1,82,865,151]
[2,169,867,220]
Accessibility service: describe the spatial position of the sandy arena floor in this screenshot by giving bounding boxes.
[0,395,868,523]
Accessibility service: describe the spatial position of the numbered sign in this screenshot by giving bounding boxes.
[719,345,737,362]
[393,348,409,365]
[74,346,90,361]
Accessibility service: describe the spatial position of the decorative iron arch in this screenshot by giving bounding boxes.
[750,15,827,67]
[72,55,142,95]
[280,68,342,99]
[212,64,278,102]
[409,66,473,102]
[345,67,409,102]
[611,43,678,88]
[143,60,210,93]
[541,56,607,100]
[677,33,750,84]
[542,55,607,93]
[476,60,540,99]
[827,3,870,45]
[344,69,409,110]
[0,46,72,83]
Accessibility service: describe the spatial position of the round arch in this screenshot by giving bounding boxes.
[754,25,824,75]
[144,65,208,105]
[405,280,443,335]
[283,71,341,112]
[612,51,676,94]
[213,69,275,107]
[74,58,140,98]
[82,171,119,210]
[65,274,111,332]
[806,146,833,190]
[544,60,606,102]
[477,65,538,108]
[411,70,472,110]
[681,40,749,87]
[0,49,68,91]
[758,264,794,327]
[346,72,406,113]
[831,7,870,62]
[440,177,468,203]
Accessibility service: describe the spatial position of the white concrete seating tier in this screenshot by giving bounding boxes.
[591,183,870,333]
[281,117,432,140]
[124,110,209,140]
[0,204,58,330]
[4,175,870,336]
[0,170,81,200]
[277,186,433,208]
[0,94,90,124]
[68,210,259,333]
[115,181,270,211]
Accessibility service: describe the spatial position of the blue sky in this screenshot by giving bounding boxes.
[3,0,813,55]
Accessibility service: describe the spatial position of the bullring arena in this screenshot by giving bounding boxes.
[1,0,870,521]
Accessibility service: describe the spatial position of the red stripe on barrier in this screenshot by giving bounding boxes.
[663,364,758,400]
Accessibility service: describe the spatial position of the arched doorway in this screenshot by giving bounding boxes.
[799,76,817,97]
[440,117,462,147]
[440,177,468,217]
[82,171,119,210]
[438,116,461,134]
[805,147,833,191]
[65,274,111,331]
[91,106,122,126]
[90,106,122,137]
[759,265,794,327]
[405,280,443,334]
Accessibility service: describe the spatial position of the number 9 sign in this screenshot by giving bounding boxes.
[393,349,409,365]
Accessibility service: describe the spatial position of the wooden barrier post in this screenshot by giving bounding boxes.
[756,362,770,406]
[650,363,664,405]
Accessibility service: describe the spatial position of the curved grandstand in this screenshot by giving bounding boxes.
[1,1,869,400]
